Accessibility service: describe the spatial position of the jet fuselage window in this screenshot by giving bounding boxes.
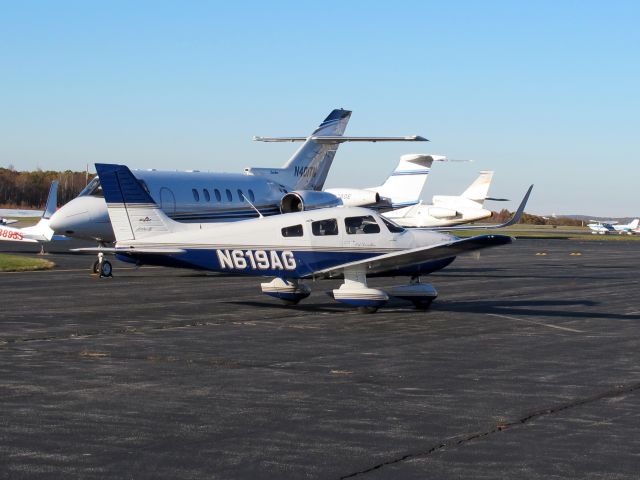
[248,189,256,202]
[237,189,245,202]
[311,219,339,236]
[192,189,200,202]
[214,189,222,202]
[226,189,233,202]
[282,224,303,237]
[381,216,405,233]
[203,188,211,202]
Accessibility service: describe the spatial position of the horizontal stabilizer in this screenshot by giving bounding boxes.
[313,234,512,278]
[254,135,428,143]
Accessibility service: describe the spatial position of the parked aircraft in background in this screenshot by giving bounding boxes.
[0,182,65,248]
[326,154,446,210]
[75,164,518,313]
[49,109,426,244]
[588,218,639,235]
[383,170,505,228]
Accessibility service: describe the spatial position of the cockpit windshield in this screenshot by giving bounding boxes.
[381,216,405,233]
[78,177,103,197]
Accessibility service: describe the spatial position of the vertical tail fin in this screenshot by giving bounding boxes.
[245,109,352,190]
[42,181,58,219]
[628,219,639,229]
[95,163,180,242]
[461,171,494,205]
[372,154,443,207]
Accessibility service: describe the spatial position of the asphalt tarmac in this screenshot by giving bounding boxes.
[1,238,639,479]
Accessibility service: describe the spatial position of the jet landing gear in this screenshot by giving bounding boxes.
[261,278,310,305]
[92,252,112,278]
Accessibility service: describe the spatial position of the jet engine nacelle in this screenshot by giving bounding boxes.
[280,190,343,213]
[427,207,459,219]
[323,188,381,207]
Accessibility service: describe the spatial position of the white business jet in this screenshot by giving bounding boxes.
[49,109,426,245]
[74,164,530,313]
[383,171,505,227]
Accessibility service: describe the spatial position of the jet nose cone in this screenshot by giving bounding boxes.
[49,199,91,234]
[49,196,113,241]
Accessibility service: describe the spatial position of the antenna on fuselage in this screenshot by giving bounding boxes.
[241,193,264,219]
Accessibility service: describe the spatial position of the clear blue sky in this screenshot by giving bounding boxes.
[1,1,638,216]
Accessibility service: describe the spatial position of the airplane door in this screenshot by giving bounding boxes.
[160,187,176,215]
[342,214,384,250]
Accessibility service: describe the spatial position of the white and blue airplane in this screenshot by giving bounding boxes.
[587,218,639,235]
[49,109,427,243]
[74,163,529,313]
[0,181,65,248]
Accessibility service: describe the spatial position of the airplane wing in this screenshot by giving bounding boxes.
[253,135,428,143]
[312,234,512,279]
[71,247,187,254]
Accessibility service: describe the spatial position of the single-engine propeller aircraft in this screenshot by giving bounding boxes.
[74,164,531,313]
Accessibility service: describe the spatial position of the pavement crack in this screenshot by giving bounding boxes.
[339,381,640,479]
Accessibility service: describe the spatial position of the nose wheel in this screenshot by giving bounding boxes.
[92,250,113,278]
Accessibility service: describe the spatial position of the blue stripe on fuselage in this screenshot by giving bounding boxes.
[115,249,456,278]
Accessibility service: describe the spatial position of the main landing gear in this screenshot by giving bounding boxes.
[260,278,311,305]
[259,272,439,314]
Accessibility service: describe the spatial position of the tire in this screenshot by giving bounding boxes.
[280,298,301,306]
[412,299,434,310]
[357,306,379,314]
[100,260,113,278]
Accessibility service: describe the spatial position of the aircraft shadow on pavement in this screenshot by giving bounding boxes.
[433,299,640,321]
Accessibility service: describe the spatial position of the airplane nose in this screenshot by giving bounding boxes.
[49,196,114,242]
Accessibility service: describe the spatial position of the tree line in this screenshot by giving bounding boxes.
[0,168,94,209]
[1,168,584,226]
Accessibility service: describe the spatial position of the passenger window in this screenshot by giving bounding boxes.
[281,224,303,237]
[237,189,245,202]
[226,189,232,202]
[311,219,339,236]
[192,188,200,202]
[345,215,380,234]
[381,217,405,233]
[203,188,211,202]
[214,189,221,202]
[248,189,255,202]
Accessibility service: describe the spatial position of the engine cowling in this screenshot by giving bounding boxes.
[280,190,342,213]
[427,206,459,219]
[323,188,381,207]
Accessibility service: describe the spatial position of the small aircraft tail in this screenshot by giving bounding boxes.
[372,154,443,207]
[245,109,352,191]
[628,219,639,229]
[95,163,185,242]
[460,171,494,206]
[42,181,58,219]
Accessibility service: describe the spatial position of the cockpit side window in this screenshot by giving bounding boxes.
[281,224,303,237]
[311,219,339,236]
[381,216,405,233]
[344,215,380,235]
